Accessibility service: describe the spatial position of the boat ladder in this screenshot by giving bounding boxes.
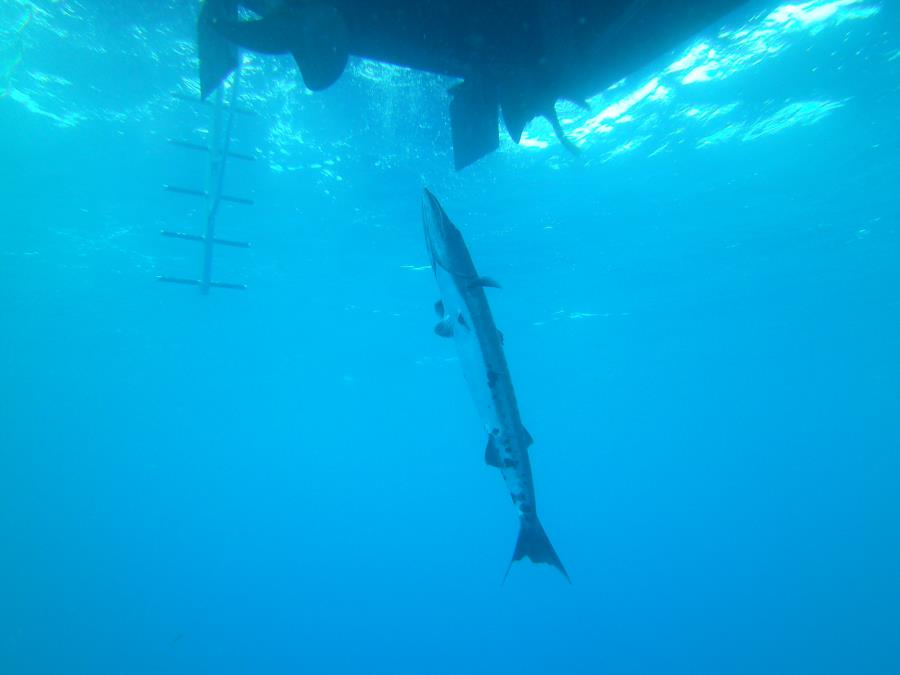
[158,67,254,293]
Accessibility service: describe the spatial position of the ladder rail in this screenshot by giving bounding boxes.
[202,66,242,294]
[160,65,251,294]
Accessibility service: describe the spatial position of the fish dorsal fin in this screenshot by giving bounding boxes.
[470,276,502,289]
[485,436,502,468]
[434,300,445,316]
[520,427,534,447]
[434,317,454,338]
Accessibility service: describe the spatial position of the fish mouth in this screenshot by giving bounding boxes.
[422,188,452,270]
[422,188,444,235]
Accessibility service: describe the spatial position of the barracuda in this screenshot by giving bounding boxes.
[422,189,569,581]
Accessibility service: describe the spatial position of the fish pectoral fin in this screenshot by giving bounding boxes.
[497,329,504,345]
[470,276,502,289]
[434,299,445,317]
[456,312,470,331]
[434,317,454,338]
[484,436,503,468]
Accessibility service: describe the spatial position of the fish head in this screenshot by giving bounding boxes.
[422,189,469,275]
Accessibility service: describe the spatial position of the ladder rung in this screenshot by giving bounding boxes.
[167,139,256,161]
[171,92,256,116]
[157,277,247,291]
[213,237,251,249]
[209,281,247,290]
[168,139,207,153]
[160,230,204,243]
[160,230,251,248]
[163,185,254,206]
[220,194,254,206]
[225,150,256,162]
[157,276,202,286]
[163,184,205,198]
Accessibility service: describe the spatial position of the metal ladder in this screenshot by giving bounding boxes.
[158,67,254,293]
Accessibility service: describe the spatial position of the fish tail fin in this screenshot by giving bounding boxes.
[504,517,570,583]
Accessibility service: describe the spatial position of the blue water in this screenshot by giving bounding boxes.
[2,1,899,673]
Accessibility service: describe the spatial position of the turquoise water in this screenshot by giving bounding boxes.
[2,1,899,673]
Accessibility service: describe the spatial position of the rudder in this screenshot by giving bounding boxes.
[449,78,499,171]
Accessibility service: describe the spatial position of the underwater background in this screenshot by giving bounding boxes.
[2,1,899,673]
